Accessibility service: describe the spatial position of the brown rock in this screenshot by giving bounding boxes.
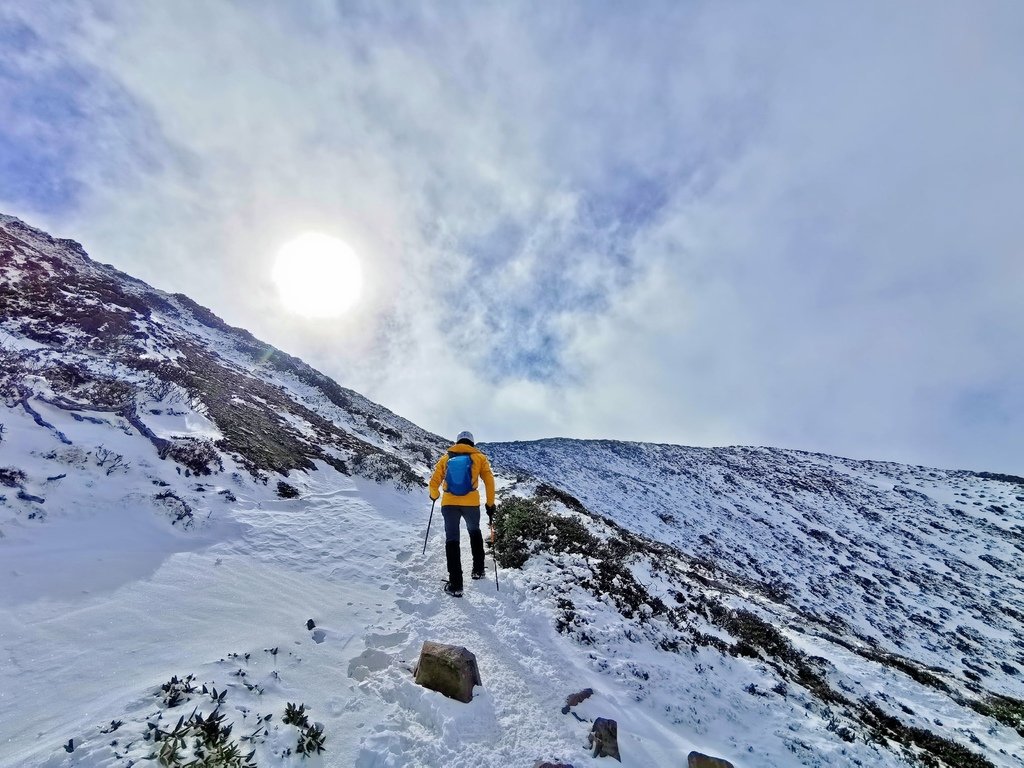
[561,687,594,714]
[589,717,621,761]
[413,641,481,703]
[688,751,735,768]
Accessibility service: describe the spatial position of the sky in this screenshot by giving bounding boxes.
[1,1,1023,474]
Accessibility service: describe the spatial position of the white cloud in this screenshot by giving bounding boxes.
[3,1,1023,471]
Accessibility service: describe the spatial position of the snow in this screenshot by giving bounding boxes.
[0,404,717,767]
[0,408,891,767]
[0,331,47,353]
[2,413,1018,766]
[144,408,222,441]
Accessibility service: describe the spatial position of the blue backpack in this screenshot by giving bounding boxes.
[445,452,475,496]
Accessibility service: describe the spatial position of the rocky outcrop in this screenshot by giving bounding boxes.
[561,687,594,714]
[413,641,481,703]
[588,717,620,761]
[688,752,735,768]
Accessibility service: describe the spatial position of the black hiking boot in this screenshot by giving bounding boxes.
[469,530,485,581]
[443,581,464,597]
[444,541,463,595]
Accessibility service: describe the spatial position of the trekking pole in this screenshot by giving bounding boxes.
[422,499,436,555]
[491,523,499,591]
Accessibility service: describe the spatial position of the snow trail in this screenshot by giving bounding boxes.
[2,450,677,767]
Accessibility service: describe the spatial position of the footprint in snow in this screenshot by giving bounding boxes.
[395,550,412,563]
[396,598,440,617]
[347,648,392,681]
[365,631,408,649]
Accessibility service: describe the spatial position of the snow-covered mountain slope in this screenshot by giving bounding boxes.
[2,213,1022,767]
[0,213,442,485]
[484,440,1024,766]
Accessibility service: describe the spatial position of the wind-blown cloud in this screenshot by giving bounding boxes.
[2,1,1022,472]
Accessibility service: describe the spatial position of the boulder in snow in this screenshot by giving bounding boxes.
[533,762,574,768]
[688,752,735,768]
[588,717,620,761]
[561,687,594,714]
[413,641,481,703]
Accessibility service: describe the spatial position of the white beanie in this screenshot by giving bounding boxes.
[456,430,475,444]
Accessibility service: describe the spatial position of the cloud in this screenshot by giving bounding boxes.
[546,2,1024,470]
[1,1,1022,471]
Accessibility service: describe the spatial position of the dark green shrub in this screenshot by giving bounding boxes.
[0,466,26,487]
[277,481,299,499]
[282,702,309,727]
[283,702,326,756]
[493,496,598,568]
[968,692,1024,737]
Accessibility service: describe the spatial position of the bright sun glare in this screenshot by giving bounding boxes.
[272,232,363,318]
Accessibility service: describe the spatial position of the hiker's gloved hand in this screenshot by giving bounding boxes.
[430,491,439,501]
[485,504,496,521]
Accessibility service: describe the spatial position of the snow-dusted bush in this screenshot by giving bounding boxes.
[0,466,26,488]
[41,446,90,468]
[494,496,596,569]
[351,450,421,489]
[148,675,254,767]
[402,442,435,466]
[276,481,299,499]
[141,677,324,765]
[282,702,326,757]
[164,438,223,476]
[94,446,130,476]
[154,490,194,528]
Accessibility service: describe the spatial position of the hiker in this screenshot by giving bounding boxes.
[428,430,496,597]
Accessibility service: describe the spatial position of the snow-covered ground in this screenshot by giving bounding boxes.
[4,397,1021,766]
[2,400,720,767]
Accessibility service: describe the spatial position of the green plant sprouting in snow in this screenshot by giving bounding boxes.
[139,675,327,766]
[282,702,326,756]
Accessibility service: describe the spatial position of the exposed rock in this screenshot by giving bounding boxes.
[414,641,481,703]
[534,762,574,768]
[306,619,316,630]
[688,751,735,768]
[588,717,620,761]
[561,687,594,714]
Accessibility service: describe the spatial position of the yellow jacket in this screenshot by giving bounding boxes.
[429,443,496,508]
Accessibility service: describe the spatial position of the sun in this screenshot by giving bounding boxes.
[272,232,363,318]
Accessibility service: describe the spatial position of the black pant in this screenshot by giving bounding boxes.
[441,505,485,587]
